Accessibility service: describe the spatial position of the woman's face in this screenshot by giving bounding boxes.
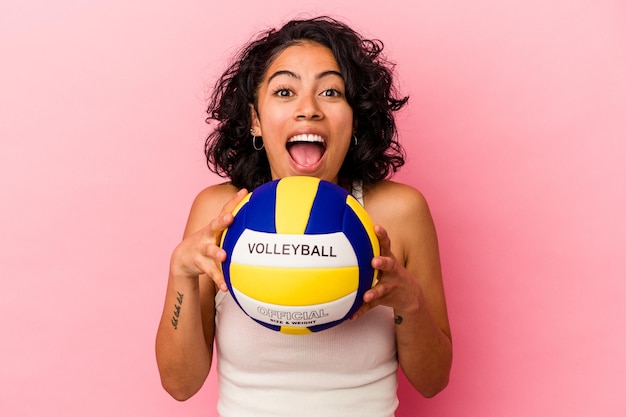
[251,41,354,184]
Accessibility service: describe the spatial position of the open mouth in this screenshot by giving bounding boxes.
[286,134,326,167]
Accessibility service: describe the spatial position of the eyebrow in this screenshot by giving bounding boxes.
[267,69,344,83]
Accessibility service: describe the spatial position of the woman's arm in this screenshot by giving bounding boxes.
[155,184,245,400]
[354,181,452,397]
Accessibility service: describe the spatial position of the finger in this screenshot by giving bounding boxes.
[184,239,226,281]
[350,288,385,320]
[214,276,228,292]
[197,253,228,292]
[195,246,228,292]
[210,189,249,239]
[364,280,389,303]
[372,255,396,272]
[350,303,370,320]
[204,242,227,262]
[204,209,236,247]
[222,188,249,215]
[374,224,392,255]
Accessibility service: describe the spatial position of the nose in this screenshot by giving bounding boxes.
[294,94,323,120]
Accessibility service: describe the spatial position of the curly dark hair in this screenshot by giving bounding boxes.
[205,16,408,191]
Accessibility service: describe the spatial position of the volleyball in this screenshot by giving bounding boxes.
[220,176,379,335]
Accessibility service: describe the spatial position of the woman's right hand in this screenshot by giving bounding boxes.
[169,188,248,292]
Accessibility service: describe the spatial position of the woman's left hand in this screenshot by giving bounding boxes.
[351,224,423,320]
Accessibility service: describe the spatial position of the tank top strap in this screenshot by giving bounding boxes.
[351,180,364,206]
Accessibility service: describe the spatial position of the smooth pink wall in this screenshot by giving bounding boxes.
[1,1,624,416]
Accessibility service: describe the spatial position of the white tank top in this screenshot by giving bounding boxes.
[214,181,399,417]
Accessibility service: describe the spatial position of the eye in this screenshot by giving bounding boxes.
[320,88,342,97]
[273,87,293,97]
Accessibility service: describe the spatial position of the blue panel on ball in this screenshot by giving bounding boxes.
[305,180,348,234]
[246,179,278,233]
[309,318,346,333]
[221,204,249,292]
[342,206,376,316]
[252,317,281,332]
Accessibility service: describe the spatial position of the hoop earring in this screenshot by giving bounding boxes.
[352,134,358,147]
[251,129,264,151]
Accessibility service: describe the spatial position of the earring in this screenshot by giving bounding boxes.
[352,134,358,147]
[251,129,264,151]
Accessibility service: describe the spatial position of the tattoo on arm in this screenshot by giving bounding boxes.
[171,291,184,330]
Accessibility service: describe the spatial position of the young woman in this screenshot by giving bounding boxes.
[156,16,452,417]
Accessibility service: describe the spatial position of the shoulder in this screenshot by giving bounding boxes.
[192,182,240,210]
[183,182,240,237]
[364,180,431,219]
[364,180,436,263]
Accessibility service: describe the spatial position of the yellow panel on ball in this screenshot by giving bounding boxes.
[281,326,313,335]
[275,175,318,234]
[229,264,359,305]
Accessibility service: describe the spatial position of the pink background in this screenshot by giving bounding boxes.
[2,0,625,415]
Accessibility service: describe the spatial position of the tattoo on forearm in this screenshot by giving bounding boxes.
[171,291,184,330]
